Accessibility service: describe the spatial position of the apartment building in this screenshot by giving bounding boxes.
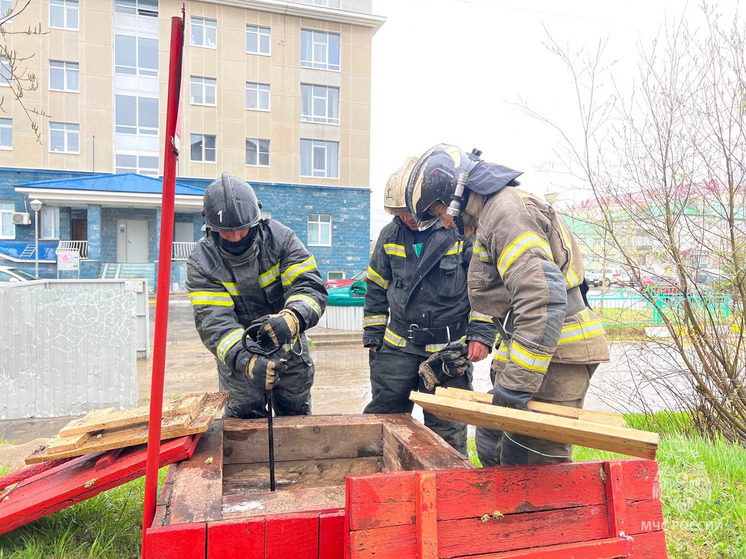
[0,0,383,285]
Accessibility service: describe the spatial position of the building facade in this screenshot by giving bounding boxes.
[0,0,383,286]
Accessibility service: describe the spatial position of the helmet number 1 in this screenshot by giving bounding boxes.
[218,210,223,223]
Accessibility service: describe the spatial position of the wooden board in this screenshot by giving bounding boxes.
[410,391,658,459]
[222,486,347,520]
[435,387,627,428]
[0,435,200,536]
[25,392,228,464]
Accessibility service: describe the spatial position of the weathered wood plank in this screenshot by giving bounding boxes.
[168,420,224,525]
[411,391,658,459]
[222,485,346,520]
[206,518,266,559]
[26,392,228,464]
[346,471,418,531]
[223,456,381,491]
[461,537,630,558]
[415,472,438,559]
[628,530,668,556]
[436,387,627,427]
[222,417,383,465]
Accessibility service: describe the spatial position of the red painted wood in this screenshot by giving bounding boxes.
[265,513,319,559]
[628,531,668,558]
[625,499,665,535]
[319,511,345,559]
[95,448,124,471]
[0,435,198,536]
[435,462,607,520]
[605,461,628,537]
[347,470,416,530]
[207,518,265,559]
[143,523,206,559]
[347,524,416,559]
[0,457,73,490]
[620,460,660,502]
[461,536,630,558]
[415,472,438,559]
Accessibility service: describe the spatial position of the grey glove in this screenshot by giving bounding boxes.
[491,384,532,411]
[418,345,471,391]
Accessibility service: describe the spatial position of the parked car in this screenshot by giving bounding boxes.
[695,269,727,287]
[0,266,38,282]
[640,272,679,296]
[324,269,366,290]
[326,280,366,306]
[585,268,618,288]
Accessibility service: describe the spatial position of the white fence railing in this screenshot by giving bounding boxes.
[57,240,88,259]
[173,242,197,260]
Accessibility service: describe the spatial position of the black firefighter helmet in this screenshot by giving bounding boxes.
[202,173,261,232]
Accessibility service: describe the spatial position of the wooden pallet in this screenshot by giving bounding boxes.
[25,392,228,464]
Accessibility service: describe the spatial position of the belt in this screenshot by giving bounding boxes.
[389,317,468,346]
[496,285,587,341]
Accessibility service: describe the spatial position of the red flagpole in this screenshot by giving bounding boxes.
[141,9,184,552]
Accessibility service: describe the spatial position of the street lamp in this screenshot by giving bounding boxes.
[30,199,42,277]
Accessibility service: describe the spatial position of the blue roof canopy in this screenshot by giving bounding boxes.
[18,173,204,196]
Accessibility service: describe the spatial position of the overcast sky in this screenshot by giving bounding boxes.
[366,0,743,240]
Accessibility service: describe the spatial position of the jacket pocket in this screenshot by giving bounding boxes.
[437,257,462,298]
[264,281,284,309]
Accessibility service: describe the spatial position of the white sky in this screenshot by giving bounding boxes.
[367,0,743,240]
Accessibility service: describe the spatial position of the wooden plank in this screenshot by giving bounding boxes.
[45,431,91,452]
[25,391,228,464]
[411,391,658,459]
[462,537,630,558]
[167,420,224,525]
[319,511,346,559]
[0,435,199,536]
[265,512,319,559]
[223,456,381,491]
[222,485,346,520]
[222,414,384,464]
[415,472,438,559]
[628,530,668,557]
[605,461,628,537]
[207,518,266,559]
[153,464,179,528]
[0,458,73,491]
[346,471,417,531]
[436,387,627,427]
[347,523,416,559]
[57,407,117,437]
[142,522,206,559]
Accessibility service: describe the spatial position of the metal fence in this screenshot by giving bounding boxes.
[0,279,148,419]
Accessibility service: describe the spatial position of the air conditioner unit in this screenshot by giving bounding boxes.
[11,212,31,226]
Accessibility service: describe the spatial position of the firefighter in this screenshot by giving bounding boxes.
[186,173,327,419]
[405,144,610,466]
[363,157,496,455]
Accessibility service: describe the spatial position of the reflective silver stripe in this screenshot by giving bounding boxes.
[469,310,493,323]
[425,336,466,353]
[384,243,406,258]
[558,309,605,345]
[494,343,509,362]
[219,282,240,296]
[445,240,463,255]
[217,328,244,364]
[509,340,551,374]
[287,293,322,317]
[383,327,406,347]
[497,233,553,277]
[189,291,234,307]
[367,266,390,290]
[557,220,581,288]
[364,314,387,327]
[259,264,280,288]
[282,256,317,287]
[474,239,492,262]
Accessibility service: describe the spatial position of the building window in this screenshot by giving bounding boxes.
[1,200,14,239]
[114,0,158,17]
[327,270,344,281]
[246,25,270,55]
[49,60,79,92]
[115,34,158,77]
[49,122,79,153]
[191,17,216,48]
[308,214,331,246]
[246,82,270,111]
[301,29,340,71]
[301,84,339,125]
[0,118,11,148]
[116,153,159,176]
[313,0,341,6]
[115,95,158,135]
[246,139,270,167]
[40,207,60,239]
[0,56,11,86]
[191,134,216,162]
[190,76,216,106]
[300,139,339,178]
[50,0,78,30]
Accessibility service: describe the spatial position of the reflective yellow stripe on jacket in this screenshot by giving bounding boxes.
[509,339,552,374]
[383,327,406,348]
[364,314,387,327]
[287,293,322,317]
[557,220,581,288]
[217,328,244,364]
[497,233,553,277]
[469,310,493,323]
[383,243,406,258]
[367,266,389,290]
[474,240,492,262]
[282,256,317,287]
[189,291,234,307]
[259,264,280,288]
[445,240,464,255]
[558,309,605,345]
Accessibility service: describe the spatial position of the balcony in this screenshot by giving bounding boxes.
[57,240,88,259]
[172,242,197,260]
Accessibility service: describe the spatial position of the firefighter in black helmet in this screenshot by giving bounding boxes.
[187,173,328,418]
[406,145,609,466]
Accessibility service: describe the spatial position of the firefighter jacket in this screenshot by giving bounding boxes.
[363,217,496,356]
[186,220,327,375]
[466,186,610,394]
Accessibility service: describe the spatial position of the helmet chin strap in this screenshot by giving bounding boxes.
[446,148,482,217]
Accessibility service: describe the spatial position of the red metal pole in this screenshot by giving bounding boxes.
[141,11,184,552]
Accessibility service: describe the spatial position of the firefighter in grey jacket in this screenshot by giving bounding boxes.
[363,157,496,455]
[406,144,610,466]
[187,173,327,419]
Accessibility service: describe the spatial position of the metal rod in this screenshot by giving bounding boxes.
[267,390,276,491]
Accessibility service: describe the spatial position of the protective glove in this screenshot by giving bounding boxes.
[244,352,288,391]
[418,345,471,391]
[491,384,533,411]
[251,308,301,350]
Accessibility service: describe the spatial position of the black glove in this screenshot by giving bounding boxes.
[418,345,471,391]
[244,352,287,391]
[250,309,300,350]
[491,384,533,411]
